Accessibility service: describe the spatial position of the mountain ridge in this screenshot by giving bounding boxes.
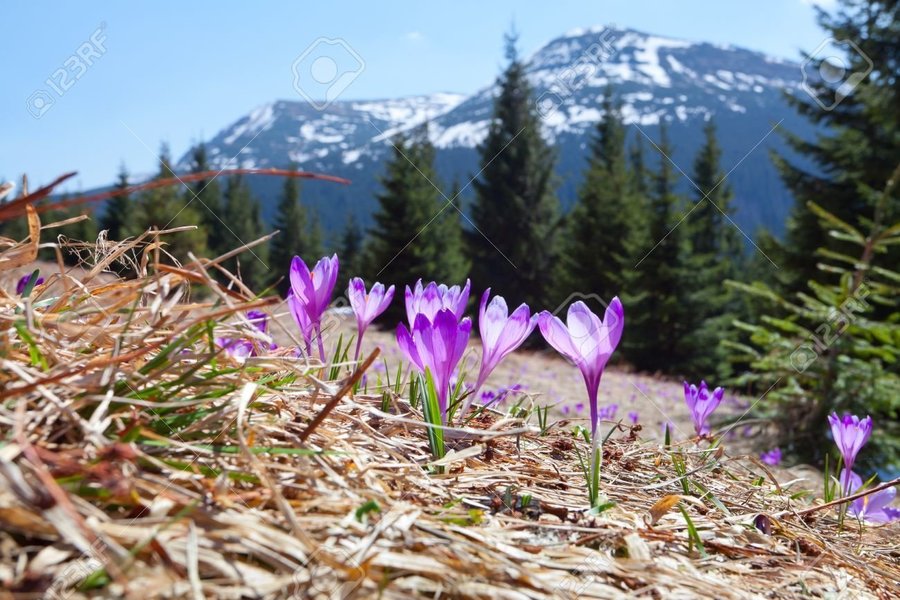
[173,25,816,242]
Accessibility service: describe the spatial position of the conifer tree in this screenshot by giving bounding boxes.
[269,165,319,295]
[560,91,632,302]
[629,137,649,199]
[680,120,742,376]
[186,144,224,257]
[129,143,208,264]
[772,0,899,298]
[221,174,268,291]
[621,124,687,372]
[335,213,364,296]
[362,129,468,322]
[468,32,561,309]
[100,164,132,240]
[307,212,325,261]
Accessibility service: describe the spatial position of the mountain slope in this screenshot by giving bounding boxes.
[176,26,816,243]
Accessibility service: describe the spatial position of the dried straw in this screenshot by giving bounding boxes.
[1,187,897,600]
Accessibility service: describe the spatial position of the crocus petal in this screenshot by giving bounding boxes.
[566,301,603,365]
[479,289,509,349]
[247,310,268,334]
[451,279,472,319]
[378,284,396,316]
[839,469,863,494]
[348,277,372,328]
[494,303,535,357]
[290,256,315,308]
[287,290,314,351]
[864,486,897,514]
[596,297,625,358]
[396,322,424,372]
[404,281,418,326]
[538,311,584,366]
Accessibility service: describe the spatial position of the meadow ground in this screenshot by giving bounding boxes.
[1,258,897,599]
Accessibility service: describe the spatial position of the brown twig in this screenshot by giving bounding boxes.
[794,476,900,516]
[299,348,380,443]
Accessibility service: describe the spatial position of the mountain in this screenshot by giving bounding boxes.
[176,26,817,243]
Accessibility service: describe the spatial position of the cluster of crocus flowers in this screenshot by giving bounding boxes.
[348,277,394,360]
[397,308,472,423]
[396,280,539,424]
[405,279,470,325]
[288,254,339,360]
[537,299,624,438]
[683,380,724,436]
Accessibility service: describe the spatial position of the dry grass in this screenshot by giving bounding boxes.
[1,190,898,599]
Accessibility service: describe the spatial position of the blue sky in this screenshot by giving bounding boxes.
[2,0,832,191]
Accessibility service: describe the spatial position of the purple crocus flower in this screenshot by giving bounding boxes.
[840,470,900,524]
[828,412,872,476]
[538,298,624,437]
[396,308,472,423]
[464,289,536,413]
[215,311,274,362]
[16,272,44,295]
[683,381,724,436]
[348,277,395,360]
[215,338,254,362]
[404,279,470,326]
[628,411,640,424]
[289,254,339,360]
[760,447,782,466]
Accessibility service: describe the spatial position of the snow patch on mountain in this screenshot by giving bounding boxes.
[224,103,276,145]
[633,35,692,87]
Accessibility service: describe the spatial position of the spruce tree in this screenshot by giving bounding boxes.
[186,144,224,257]
[469,32,561,310]
[129,144,208,264]
[269,166,318,296]
[335,213,364,296]
[629,137,649,199]
[560,91,632,303]
[221,174,268,291]
[307,212,325,261]
[621,124,687,372]
[680,120,742,376]
[772,0,899,298]
[100,164,132,240]
[362,130,468,322]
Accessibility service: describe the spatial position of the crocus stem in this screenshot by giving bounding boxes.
[841,459,852,496]
[315,324,326,362]
[353,332,363,362]
[590,428,602,505]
